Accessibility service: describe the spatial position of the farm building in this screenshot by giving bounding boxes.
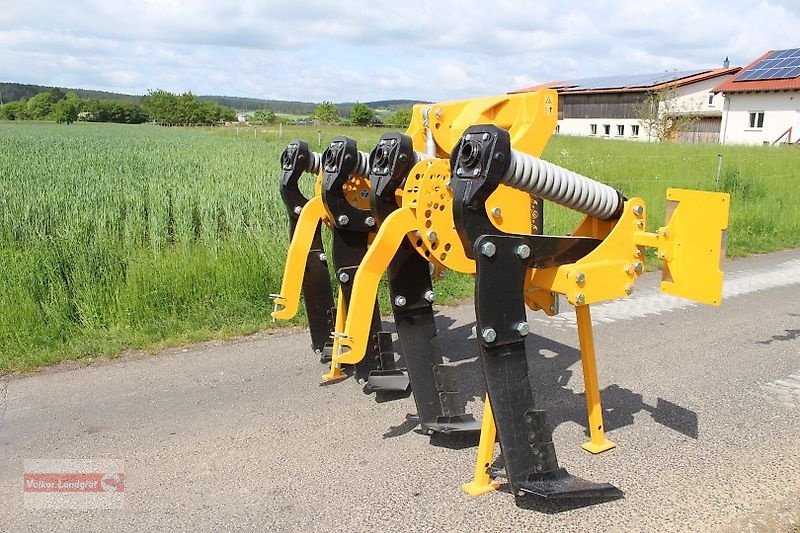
[515,65,740,143]
[714,47,800,145]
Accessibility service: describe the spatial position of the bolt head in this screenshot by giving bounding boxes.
[337,215,349,226]
[427,231,437,242]
[575,294,586,305]
[482,133,490,141]
[481,328,497,343]
[491,207,502,217]
[480,241,496,257]
[625,284,634,295]
[472,168,480,177]
[634,262,644,274]
[515,321,530,336]
[465,133,472,141]
[338,272,350,283]
[456,168,463,176]
[365,216,376,227]
[625,264,635,275]
[394,295,407,307]
[636,220,644,229]
[633,205,643,216]
[424,290,435,303]
[293,206,302,215]
[575,272,586,285]
[516,244,531,259]
[319,253,327,262]
[661,229,669,237]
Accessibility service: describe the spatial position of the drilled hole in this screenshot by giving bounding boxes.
[440,252,447,261]
[425,220,432,228]
[416,239,423,247]
[444,243,451,251]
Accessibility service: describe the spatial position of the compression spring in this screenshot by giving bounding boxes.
[352,150,371,179]
[306,151,322,175]
[502,149,622,220]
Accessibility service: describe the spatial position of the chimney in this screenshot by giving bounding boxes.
[723,56,730,69]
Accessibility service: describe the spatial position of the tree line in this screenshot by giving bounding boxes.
[0,88,236,125]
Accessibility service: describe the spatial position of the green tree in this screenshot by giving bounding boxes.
[52,94,80,124]
[313,101,339,123]
[387,108,412,128]
[633,87,700,142]
[0,100,29,120]
[252,109,276,124]
[26,92,55,120]
[49,87,67,102]
[350,102,374,126]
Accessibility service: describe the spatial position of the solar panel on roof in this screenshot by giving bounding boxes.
[556,69,707,91]
[734,48,800,82]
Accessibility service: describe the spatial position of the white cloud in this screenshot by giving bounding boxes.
[0,0,798,102]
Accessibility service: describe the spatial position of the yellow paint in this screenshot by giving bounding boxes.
[335,207,418,365]
[322,291,348,382]
[271,196,329,320]
[462,396,500,497]
[576,305,617,454]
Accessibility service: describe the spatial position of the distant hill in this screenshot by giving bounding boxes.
[0,82,426,117]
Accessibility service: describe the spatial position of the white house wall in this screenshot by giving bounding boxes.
[556,74,734,143]
[719,91,800,145]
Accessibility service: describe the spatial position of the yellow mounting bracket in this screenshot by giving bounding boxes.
[271,195,329,320]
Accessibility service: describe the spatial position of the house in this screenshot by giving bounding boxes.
[714,48,800,145]
[514,65,740,142]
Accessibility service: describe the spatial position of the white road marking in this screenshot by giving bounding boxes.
[761,371,800,408]
[534,258,800,329]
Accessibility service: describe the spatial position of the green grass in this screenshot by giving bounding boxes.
[1,122,798,373]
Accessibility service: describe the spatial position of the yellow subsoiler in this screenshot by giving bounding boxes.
[271,90,730,503]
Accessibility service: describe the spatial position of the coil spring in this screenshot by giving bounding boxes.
[306,151,322,175]
[353,150,371,178]
[502,149,621,220]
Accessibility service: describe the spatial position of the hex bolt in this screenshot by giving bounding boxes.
[575,272,586,285]
[482,133,490,141]
[635,248,643,257]
[481,328,497,343]
[394,295,407,307]
[633,205,644,216]
[636,221,644,229]
[491,207,502,217]
[434,107,443,118]
[337,214,349,226]
[472,168,480,177]
[659,252,667,259]
[424,290,435,303]
[625,264,635,275]
[480,241,496,257]
[427,231,438,242]
[318,253,327,262]
[575,294,586,305]
[293,206,302,215]
[338,272,350,283]
[634,262,644,273]
[465,133,472,141]
[515,321,530,336]
[516,244,531,259]
[661,228,669,237]
[456,168,463,177]
[365,216,376,227]
[625,285,634,295]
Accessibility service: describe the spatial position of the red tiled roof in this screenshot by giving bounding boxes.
[513,68,740,95]
[714,50,800,93]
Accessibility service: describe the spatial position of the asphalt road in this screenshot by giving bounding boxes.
[1,250,799,532]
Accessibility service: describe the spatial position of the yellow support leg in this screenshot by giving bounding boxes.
[575,304,616,454]
[321,291,347,382]
[461,396,500,496]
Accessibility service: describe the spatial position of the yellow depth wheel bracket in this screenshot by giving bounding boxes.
[271,195,329,320]
[322,291,348,382]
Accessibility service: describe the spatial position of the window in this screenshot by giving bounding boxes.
[555,124,560,134]
[749,111,765,129]
[590,124,597,135]
[603,124,610,136]
[617,125,625,136]
[708,94,714,105]
[631,124,640,137]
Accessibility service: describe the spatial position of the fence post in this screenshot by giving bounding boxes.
[715,154,723,186]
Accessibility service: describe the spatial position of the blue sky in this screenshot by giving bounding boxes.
[1,0,799,102]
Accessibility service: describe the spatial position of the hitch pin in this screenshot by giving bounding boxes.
[269,293,285,322]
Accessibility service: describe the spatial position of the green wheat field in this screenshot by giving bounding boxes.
[1,121,798,372]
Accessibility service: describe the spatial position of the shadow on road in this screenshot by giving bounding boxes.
[381,312,699,443]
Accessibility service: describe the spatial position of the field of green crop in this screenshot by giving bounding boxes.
[1,121,798,372]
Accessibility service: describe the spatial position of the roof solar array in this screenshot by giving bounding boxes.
[553,69,708,91]
[734,48,800,82]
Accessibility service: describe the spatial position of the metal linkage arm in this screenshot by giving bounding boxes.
[274,140,334,357]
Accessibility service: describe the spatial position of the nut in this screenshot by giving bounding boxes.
[481,328,497,343]
[338,272,350,283]
[480,242,496,257]
[394,295,407,307]
[516,244,531,259]
[515,322,530,336]
[337,215,349,226]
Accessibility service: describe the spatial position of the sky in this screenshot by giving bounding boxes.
[1,0,799,103]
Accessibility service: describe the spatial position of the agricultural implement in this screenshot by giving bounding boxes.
[271,90,730,504]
